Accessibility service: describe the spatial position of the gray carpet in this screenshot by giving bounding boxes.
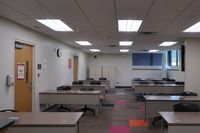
[79,88,161,133]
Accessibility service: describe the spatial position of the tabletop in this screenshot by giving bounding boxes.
[39,90,102,95]
[159,112,200,126]
[0,112,83,127]
[144,95,200,101]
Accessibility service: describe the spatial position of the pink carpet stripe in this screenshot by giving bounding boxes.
[114,100,127,105]
[109,125,130,133]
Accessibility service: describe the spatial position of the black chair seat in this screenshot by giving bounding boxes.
[0,109,17,112]
[72,81,83,85]
[173,103,200,112]
[90,80,101,85]
[99,77,107,80]
[180,91,198,96]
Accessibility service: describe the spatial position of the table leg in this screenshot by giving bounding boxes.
[77,121,79,133]
[161,119,164,133]
[145,101,147,120]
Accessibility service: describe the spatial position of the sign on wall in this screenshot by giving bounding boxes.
[68,59,71,69]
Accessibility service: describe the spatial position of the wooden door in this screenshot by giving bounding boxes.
[15,43,33,112]
[73,56,78,81]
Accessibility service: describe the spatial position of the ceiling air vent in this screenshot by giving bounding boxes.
[139,32,156,35]
[109,45,117,47]
[139,49,148,52]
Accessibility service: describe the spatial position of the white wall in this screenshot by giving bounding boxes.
[88,54,163,86]
[168,71,185,82]
[185,39,200,94]
[0,17,88,111]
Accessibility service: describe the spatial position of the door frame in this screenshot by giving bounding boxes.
[13,39,35,111]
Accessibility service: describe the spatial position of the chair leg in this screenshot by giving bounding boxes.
[57,105,71,112]
[152,116,162,126]
[76,105,95,115]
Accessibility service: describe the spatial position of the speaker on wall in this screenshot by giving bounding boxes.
[181,45,185,71]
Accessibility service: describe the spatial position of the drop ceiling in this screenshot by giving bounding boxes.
[0,0,200,53]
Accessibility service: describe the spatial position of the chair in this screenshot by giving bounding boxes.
[168,79,175,81]
[86,78,94,80]
[175,81,185,85]
[133,78,142,81]
[0,109,17,112]
[180,91,198,96]
[154,81,164,84]
[99,77,107,80]
[90,80,101,85]
[139,81,150,84]
[76,88,96,115]
[162,78,169,81]
[173,103,200,112]
[136,93,145,102]
[55,86,71,112]
[152,93,171,125]
[152,102,200,126]
[72,81,83,85]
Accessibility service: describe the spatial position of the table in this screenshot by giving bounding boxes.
[132,80,176,89]
[134,84,184,94]
[0,119,14,132]
[72,84,107,93]
[144,95,200,121]
[39,90,101,114]
[82,80,110,88]
[0,112,82,133]
[160,112,200,133]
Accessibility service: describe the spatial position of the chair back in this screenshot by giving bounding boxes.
[80,88,95,91]
[86,78,94,80]
[180,91,198,96]
[72,81,83,85]
[0,109,17,112]
[88,88,95,91]
[57,86,71,91]
[90,80,101,85]
[139,81,150,84]
[162,78,169,81]
[154,81,164,84]
[80,88,88,91]
[173,103,200,112]
[99,77,107,80]
[175,81,185,85]
[167,79,176,82]
[133,78,142,81]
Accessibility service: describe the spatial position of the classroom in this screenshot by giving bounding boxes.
[1,0,200,133]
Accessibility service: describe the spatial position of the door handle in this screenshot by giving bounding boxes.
[26,61,29,83]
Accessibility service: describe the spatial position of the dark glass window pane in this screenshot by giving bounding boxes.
[152,53,162,66]
[168,51,171,66]
[132,53,151,66]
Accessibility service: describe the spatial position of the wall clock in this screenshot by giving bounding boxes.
[56,48,62,57]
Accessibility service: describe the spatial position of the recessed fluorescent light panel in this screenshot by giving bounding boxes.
[149,49,159,52]
[90,49,100,52]
[159,42,177,47]
[183,21,200,32]
[36,19,73,31]
[120,49,129,52]
[119,41,133,46]
[118,20,142,32]
[75,41,92,46]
